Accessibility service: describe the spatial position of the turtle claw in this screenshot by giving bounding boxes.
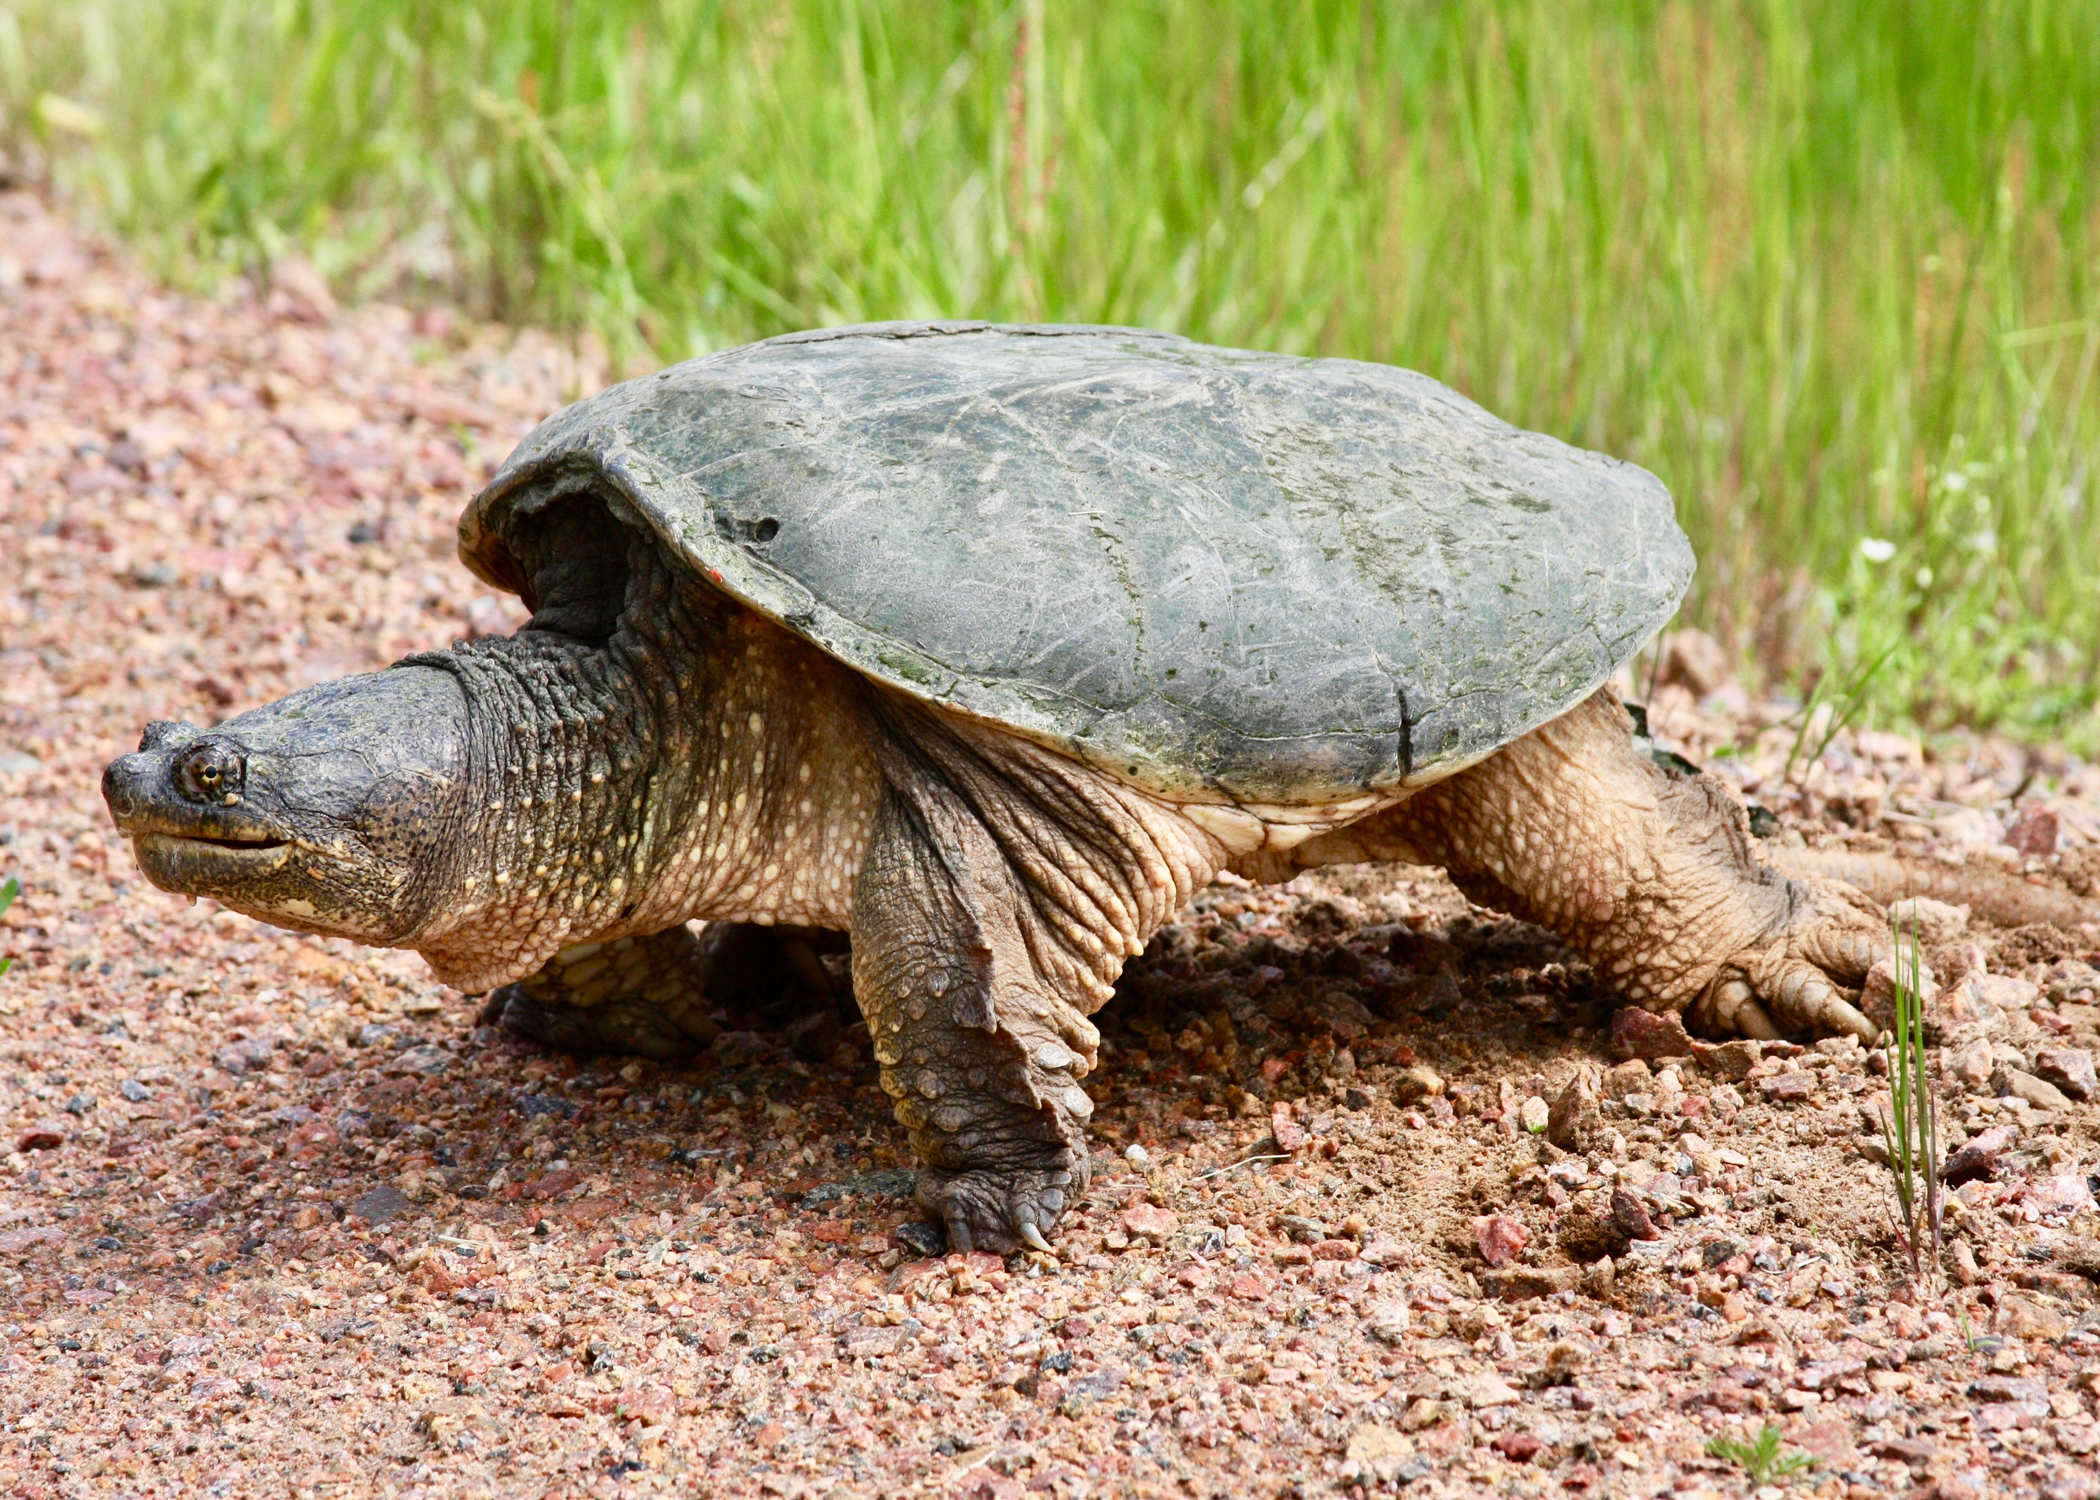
[1690,875,1892,1043]
[1759,961,1880,1044]
[914,1162,1082,1255]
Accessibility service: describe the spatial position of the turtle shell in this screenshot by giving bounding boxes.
[461,322,1692,805]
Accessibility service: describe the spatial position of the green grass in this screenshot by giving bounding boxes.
[1706,1425,1816,1486]
[4,0,2097,748]
[0,873,16,977]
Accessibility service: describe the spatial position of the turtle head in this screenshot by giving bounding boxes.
[102,667,471,944]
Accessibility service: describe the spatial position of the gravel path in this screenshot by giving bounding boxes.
[2,192,2099,1500]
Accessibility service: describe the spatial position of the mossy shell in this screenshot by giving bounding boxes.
[461,322,1692,805]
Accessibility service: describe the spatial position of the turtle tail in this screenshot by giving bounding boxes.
[1766,846,2100,933]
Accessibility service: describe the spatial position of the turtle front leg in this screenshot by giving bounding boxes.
[851,702,1222,1254]
[482,925,723,1061]
[1312,688,1890,1042]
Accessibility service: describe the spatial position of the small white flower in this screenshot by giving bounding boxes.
[1858,537,1896,563]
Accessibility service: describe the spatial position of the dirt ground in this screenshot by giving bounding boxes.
[2,192,2099,1500]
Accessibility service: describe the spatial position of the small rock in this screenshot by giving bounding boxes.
[1611,1006,1691,1061]
[1975,974,2043,1012]
[1390,1066,1444,1104]
[1546,1068,1604,1153]
[1343,1424,1419,1487]
[0,750,43,775]
[1862,957,1940,1025]
[1446,1373,1520,1409]
[1758,1072,1815,1102]
[1366,1300,1411,1344]
[1888,896,1971,945]
[214,1036,277,1074]
[893,1222,946,1259]
[1690,1038,1761,1081]
[119,1079,151,1103]
[349,1184,414,1226]
[1482,1264,1580,1299]
[2033,1047,2098,1102]
[1269,1108,1308,1154]
[1517,1095,1549,1133]
[1950,1038,1996,1092]
[1942,1125,2015,1185]
[1121,1202,1179,1243]
[2020,1174,2095,1218]
[1970,1375,2050,1404]
[1492,1430,1546,1463]
[14,1126,63,1152]
[1997,1296,2072,1341]
[2006,804,2061,857]
[1472,1214,1529,1267]
[1610,1187,1659,1242]
[1993,1063,2071,1112]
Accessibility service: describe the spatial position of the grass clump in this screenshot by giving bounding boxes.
[0,874,15,976]
[1706,1425,1817,1485]
[2,1,2097,747]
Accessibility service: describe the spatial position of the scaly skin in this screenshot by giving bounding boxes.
[1296,690,1891,1042]
[105,500,1913,1254]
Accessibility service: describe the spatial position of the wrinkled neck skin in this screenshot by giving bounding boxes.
[409,555,881,992]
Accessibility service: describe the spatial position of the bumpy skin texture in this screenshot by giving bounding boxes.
[1298,690,1892,1042]
[849,696,1220,1253]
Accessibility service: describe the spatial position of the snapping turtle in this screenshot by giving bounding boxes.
[103,322,1899,1252]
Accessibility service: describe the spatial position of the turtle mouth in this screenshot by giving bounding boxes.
[130,823,296,882]
[139,830,290,855]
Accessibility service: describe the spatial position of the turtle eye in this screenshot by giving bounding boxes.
[176,742,244,802]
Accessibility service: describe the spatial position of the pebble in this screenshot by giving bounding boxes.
[2032,1046,2098,1101]
[1993,1063,2071,1112]
[1472,1214,1529,1267]
[1611,1006,1692,1061]
[1546,1068,1605,1152]
[1943,1125,2017,1184]
[1120,1202,1179,1242]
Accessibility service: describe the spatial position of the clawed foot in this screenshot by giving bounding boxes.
[1686,874,1892,1043]
[915,1158,1088,1255]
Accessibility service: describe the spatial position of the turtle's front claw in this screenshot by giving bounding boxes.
[914,1163,1080,1256]
[1690,875,1892,1044]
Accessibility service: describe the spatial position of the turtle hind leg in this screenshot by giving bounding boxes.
[1310,687,1889,1043]
[481,925,723,1062]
